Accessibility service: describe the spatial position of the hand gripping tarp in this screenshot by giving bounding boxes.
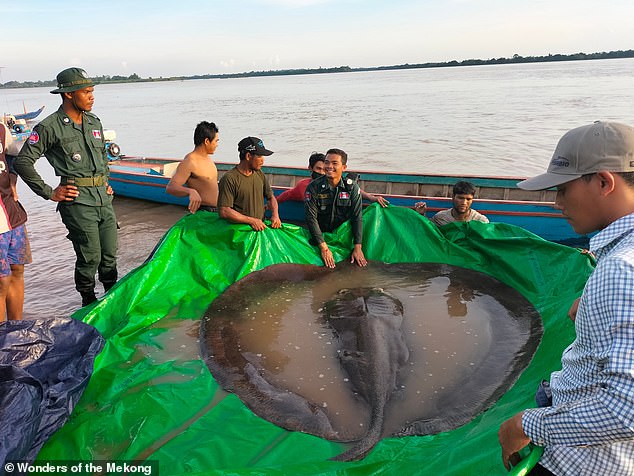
[36,205,594,475]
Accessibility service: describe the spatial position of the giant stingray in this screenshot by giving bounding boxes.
[200,262,542,462]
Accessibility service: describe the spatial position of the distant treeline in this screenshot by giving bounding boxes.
[2,49,633,89]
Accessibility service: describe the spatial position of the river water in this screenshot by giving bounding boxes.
[2,58,634,317]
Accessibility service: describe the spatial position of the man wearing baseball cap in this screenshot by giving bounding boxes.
[217,136,281,231]
[499,121,634,475]
[14,67,118,307]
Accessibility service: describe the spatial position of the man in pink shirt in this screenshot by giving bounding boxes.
[277,152,325,203]
[278,152,388,206]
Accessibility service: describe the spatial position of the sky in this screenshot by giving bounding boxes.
[1,0,633,83]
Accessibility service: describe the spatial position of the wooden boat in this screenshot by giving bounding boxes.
[108,155,585,245]
[13,105,45,122]
[1,113,30,134]
[1,106,44,147]
[1,114,32,153]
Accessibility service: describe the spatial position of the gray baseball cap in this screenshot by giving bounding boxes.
[517,121,634,191]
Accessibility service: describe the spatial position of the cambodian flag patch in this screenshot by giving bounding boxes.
[339,191,350,199]
[92,130,102,139]
[28,132,39,145]
[304,192,311,201]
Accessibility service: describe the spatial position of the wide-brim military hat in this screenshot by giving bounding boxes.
[50,67,96,94]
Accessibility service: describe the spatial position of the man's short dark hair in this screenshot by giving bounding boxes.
[193,121,218,146]
[326,148,348,165]
[239,149,250,161]
[453,181,477,196]
[583,172,634,188]
[619,172,634,187]
[308,152,326,169]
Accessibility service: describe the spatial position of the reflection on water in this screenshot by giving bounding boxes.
[203,262,542,439]
[444,267,476,317]
[20,188,186,317]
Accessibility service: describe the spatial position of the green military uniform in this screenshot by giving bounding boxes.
[304,173,363,246]
[14,68,117,304]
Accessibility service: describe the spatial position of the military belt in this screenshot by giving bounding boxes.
[61,176,107,187]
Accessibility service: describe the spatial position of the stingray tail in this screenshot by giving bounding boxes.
[329,415,383,462]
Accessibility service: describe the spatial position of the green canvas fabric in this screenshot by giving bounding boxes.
[36,205,595,475]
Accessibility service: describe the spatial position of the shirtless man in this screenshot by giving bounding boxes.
[167,121,219,212]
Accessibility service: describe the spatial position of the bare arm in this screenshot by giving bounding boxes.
[499,412,530,471]
[319,241,336,268]
[166,160,202,212]
[568,297,580,322]
[218,206,266,231]
[268,195,281,228]
[414,201,427,215]
[350,243,367,267]
[361,189,389,207]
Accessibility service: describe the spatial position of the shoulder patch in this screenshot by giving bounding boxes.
[28,131,40,145]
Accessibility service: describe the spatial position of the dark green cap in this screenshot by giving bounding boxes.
[50,67,96,94]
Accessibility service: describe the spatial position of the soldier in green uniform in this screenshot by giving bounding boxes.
[304,148,366,268]
[14,67,117,307]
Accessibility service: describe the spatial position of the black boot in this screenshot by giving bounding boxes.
[103,281,116,293]
[81,291,97,307]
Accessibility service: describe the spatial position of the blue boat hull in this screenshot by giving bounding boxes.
[108,156,588,245]
[13,106,45,121]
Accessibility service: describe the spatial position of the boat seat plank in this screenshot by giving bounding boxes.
[162,162,181,178]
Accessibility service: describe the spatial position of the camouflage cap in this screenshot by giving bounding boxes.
[50,67,96,94]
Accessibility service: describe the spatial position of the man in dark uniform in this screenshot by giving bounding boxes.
[14,67,117,307]
[304,148,366,268]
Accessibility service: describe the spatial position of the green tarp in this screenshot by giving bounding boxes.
[37,205,594,475]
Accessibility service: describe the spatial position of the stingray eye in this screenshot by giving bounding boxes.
[337,288,350,295]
